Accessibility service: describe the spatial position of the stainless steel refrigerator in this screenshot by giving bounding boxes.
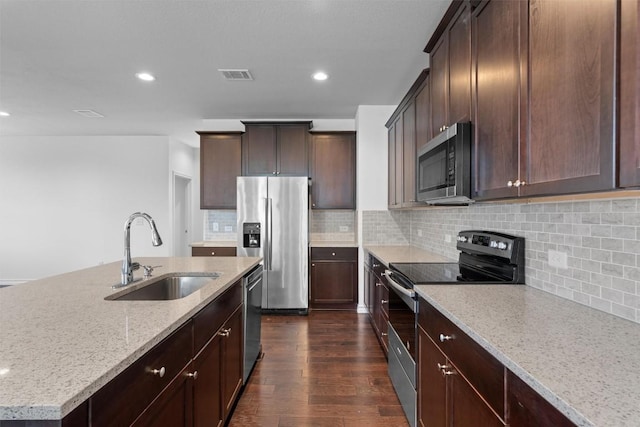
[236,177,309,312]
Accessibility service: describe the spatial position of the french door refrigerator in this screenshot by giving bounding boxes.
[236,177,309,312]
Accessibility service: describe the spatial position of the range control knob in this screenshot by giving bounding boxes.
[490,241,498,248]
[457,235,468,242]
[497,242,508,250]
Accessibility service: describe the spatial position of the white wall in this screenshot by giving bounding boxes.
[169,139,201,254]
[0,136,191,282]
[355,105,396,311]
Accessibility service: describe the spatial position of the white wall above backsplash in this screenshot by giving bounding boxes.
[363,197,640,324]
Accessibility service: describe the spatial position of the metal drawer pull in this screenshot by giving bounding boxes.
[219,327,231,337]
[151,367,166,378]
[439,333,454,342]
[187,371,198,380]
[437,363,450,371]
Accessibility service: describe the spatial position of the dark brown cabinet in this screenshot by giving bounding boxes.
[242,122,311,176]
[426,1,471,134]
[387,70,429,209]
[310,247,358,310]
[193,333,223,427]
[471,0,524,200]
[364,254,389,356]
[198,132,243,209]
[418,297,505,427]
[192,246,237,257]
[309,132,356,209]
[220,307,243,418]
[620,0,640,188]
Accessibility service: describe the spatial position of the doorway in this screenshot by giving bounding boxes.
[173,173,192,257]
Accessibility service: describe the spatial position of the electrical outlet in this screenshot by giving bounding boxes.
[417,229,423,237]
[224,225,233,232]
[339,226,349,232]
[445,234,452,243]
[548,249,568,269]
[212,222,219,232]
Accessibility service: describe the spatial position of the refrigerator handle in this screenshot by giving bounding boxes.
[263,197,269,271]
[267,198,273,271]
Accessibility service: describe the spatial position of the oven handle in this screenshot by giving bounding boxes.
[384,270,416,299]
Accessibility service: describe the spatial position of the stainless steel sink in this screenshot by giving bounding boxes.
[106,273,220,301]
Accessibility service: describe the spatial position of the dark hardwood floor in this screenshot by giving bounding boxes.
[228,311,409,427]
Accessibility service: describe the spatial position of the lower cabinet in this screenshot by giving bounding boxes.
[192,246,237,257]
[417,297,576,427]
[364,254,389,355]
[309,247,358,310]
[86,280,245,427]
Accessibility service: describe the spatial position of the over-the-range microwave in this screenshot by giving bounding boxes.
[417,122,472,205]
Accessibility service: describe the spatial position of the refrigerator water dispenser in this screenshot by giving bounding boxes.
[242,222,261,248]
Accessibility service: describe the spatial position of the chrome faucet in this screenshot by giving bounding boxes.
[120,212,163,286]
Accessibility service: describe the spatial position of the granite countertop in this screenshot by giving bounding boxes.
[190,240,237,247]
[364,245,455,265]
[0,256,261,421]
[309,241,358,247]
[415,285,640,427]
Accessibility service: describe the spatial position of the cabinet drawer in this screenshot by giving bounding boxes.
[311,247,357,261]
[418,297,504,416]
[91,320,193,427]
[193,279,242,353]
[192,246,237,257]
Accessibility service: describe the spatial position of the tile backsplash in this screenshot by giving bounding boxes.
[203,210,237,241]
[363,198,640,324]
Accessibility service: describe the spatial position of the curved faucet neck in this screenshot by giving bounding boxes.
[121,212,162,285]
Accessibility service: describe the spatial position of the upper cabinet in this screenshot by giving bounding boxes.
[386,70,430,209]
[310,132,356,209]
[425,0,471,134]
[620,0,640,188]
[199,132,243,209]
[241,122,311,176]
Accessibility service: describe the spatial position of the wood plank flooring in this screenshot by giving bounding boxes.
[228,311,409,427]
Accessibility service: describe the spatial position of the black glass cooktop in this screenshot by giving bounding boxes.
[389,262,516,285]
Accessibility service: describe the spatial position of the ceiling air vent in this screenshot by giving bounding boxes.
[73,109,104,118]
[218,69,253,81]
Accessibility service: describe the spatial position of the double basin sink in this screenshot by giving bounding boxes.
[106,273,221,301]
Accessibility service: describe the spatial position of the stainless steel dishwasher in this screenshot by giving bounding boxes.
[243,264,263,383]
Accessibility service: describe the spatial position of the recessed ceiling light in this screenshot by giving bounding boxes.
[0,111,10,117]
[312,71,329,81]
[136,72,156,82]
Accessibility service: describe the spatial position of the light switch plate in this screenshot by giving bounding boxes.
[339,226,349,232]
[548,249,568,269]
[212,222,219,232]
[445,234,452,243]
[224,225,233,232]
[417,229,423,237]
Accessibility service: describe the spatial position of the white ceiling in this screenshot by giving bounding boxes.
[0,0,449,146]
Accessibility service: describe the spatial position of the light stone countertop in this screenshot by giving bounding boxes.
[416,284,640,427]
[190,240,237,247]
[364,245,455,265]
[0,256,261,421]
[309,241,358,247]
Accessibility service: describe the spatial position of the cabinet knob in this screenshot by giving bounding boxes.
[381,332,388,337]
[437,363,450,371]
[187,371,199,380]
[312,203,316,207]
[439,333,454,342]
[150,367,166,378]
[273,171,277,175]
[381,299,388,304]
[507,179,526,188]
[218,327,231,337]
[376,282,382,287]
[311,263,315,267]
[332,252,336,256]
[211,251,215,256]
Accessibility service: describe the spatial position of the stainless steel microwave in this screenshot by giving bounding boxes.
[416,122,472,205]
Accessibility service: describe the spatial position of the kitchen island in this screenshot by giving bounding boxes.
[0,256,261,422]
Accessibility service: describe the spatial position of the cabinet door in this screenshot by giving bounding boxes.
[277,125,309,176]
[200,133,242,209]
[243,125,277,176]
[310,132,356,209]
[388,124,397,208]
[447,3,471,125]
[521,0,615,196]
[418,327,446,427]
[620,0,640,187]
[472,0,523,200]
[402,101,417,206]
[132,365,193,427]
[430,35,448,135]
[449,370,504,427]
[310,260,357,309]
[394,118,404,206]
[221,307,243,419]
[415,76,432,153]
[507,370,575,427]
[193,333,223,427]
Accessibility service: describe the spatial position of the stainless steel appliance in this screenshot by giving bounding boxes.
[383,230,525,427]
[237,177,309,312]
[417,122,472,205]
[243,264,263,383]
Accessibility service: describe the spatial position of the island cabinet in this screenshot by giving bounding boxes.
[425,0,471,135]
[364,254,389,355]
[89,280,244,427]
[198,132,243,209]
[309,247,358,310]
[386,70,429,209]
[309,132,356,209]
[241,122,311,177]
[417,297,505,427]
[471,0,616,199]
[620,0,640,188]
[192,246,237,257]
